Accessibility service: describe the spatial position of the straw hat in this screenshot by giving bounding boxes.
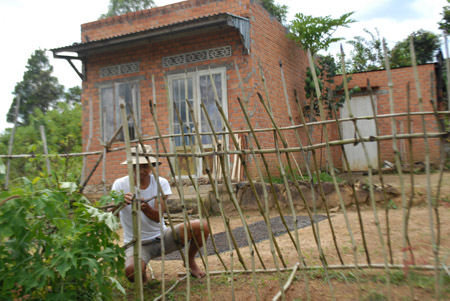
[120,144,162,165]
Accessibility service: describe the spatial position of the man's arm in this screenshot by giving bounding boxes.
[141,196,167,222]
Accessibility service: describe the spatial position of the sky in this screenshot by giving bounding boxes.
[0,0,447,133]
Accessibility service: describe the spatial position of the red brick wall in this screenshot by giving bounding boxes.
[80,0,309,192]
[331,64,442,168]
[243,2,308,178]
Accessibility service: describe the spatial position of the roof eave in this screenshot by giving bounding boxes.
[51,14,250,58]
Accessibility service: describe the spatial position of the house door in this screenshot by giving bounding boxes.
[340,95,378,171]
[168,68,227,177]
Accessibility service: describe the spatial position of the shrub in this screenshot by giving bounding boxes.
[0,177,125,299]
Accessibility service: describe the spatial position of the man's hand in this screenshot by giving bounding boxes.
[141,202,150,212]
[123,193,134,205]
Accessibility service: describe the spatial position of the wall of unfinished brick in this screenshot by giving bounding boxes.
[243,1,308,178]
[331,64,442,168]
[80,0,309,196]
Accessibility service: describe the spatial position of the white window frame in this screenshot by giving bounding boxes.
[167,67,228,177]
[98,79,141,144]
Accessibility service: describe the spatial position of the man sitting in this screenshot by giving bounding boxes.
[112,145,209,282]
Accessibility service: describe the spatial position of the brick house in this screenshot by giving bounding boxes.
[51,0,308,196]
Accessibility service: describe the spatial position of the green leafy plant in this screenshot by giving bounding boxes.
[260,0,288,24]
[0,178,125,299]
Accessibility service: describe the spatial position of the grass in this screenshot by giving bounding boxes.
[116,269,450,299]
[267,170,344,184]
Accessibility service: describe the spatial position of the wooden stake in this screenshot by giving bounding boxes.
[119,103,143,300]
[39,125,51,176]
[4,96,20,190]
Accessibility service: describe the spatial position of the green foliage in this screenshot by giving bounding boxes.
[260,0,288,24]
[390,29,441,68]
[100,0,155,19]
[288,12,355,55]
[0,102,82,185]
[347,28,385,73]
[303,55,361,119]
[439,0,450,34]
[7,49,64,126]
[387,199,397,209]
[64,86,82,105]
[0,178,125,300]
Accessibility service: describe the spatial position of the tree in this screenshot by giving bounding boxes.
[347,28,385,73]
[260,0,288,24]
[6,50,64,126]
[0,102,82,183]
[288,12,355,55]
[439,0,450,34]
[100,0,155,19]
[390,29,440,68]
[63,86,82,105]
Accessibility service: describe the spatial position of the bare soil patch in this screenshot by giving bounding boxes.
[121,172,450,300]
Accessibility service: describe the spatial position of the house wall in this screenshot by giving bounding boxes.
[242,1,308,178]
[80,0,308,197]
[331,64,442,169]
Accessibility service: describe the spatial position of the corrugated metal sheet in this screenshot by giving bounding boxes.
[228,14,250,53]
[52,13,250,55]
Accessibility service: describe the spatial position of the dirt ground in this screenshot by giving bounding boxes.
[122,172,450,300]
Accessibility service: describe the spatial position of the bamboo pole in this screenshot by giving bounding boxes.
[119,103,144,300]
[409,38,440,298]
[202,74,263,299]
[154,275,188,301]
[276,62,311,299]
[4,96,20,190]
[200,106,249,271]
[274,60,304,178]
[185,101,238,300]
[147,100,219,267]
[365,80,395,265]
[272,262,300,301]
[167,113,208,278]
[336,42,388,300]
[218,93,287,297]
[39,125,52,176]
[237,94,327,299]
[81,96,93,184]
[207,89,289,268]
[174,92,211,300]
[102,147,107,195]
[175,149,191,300]
[160,77,192,299]
[154,139,166,297]
[79,116,130,193]
[307,49,362,298]
[329,88,372,265]
[218,128,262,300]
[206,69,268,267]
[1,129,446,161]
[293,94,332,272]
[257,90,344,266]
[429,73,443,251]
[179,263,446,276]
[381,42,408,268]
[404,82,417,265]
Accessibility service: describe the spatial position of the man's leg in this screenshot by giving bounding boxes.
[178,219,210,278]
[125,256,148,283]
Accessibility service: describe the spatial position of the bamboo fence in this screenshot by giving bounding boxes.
[2,42,450,301]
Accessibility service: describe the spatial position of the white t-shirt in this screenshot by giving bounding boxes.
[111,174,172,244]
